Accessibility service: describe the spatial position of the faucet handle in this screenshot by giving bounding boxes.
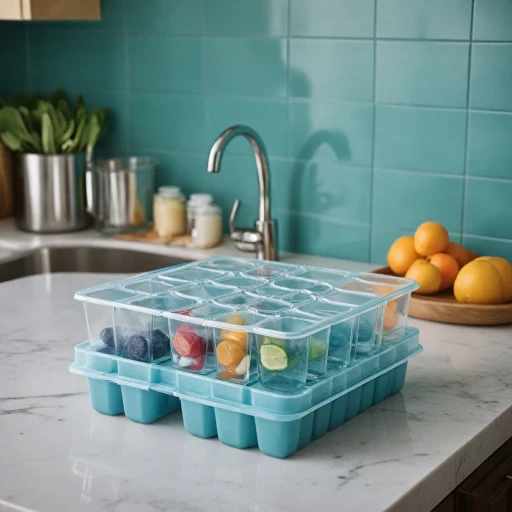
[229,199,262,250]
[229,199,241,235]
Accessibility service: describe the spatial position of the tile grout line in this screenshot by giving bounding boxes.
[367,0,378,264]
[461,0,476,246]
[286,0,292,161]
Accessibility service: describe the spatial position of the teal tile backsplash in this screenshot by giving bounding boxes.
[1,0,512,262]
[376,41,470,108]
[470,44,512,111]
[374,106,467,174]
[377,0,472,40]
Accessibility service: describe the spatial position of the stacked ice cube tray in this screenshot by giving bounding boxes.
[71,257,422,458]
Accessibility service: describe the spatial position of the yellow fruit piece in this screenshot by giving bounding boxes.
[427,253,459,291]
[387,236,420,276]
[475,257,512,303]
[453,260,504,305]
[405,259,442,295]
[444,242,469,268]
[414,222,449,257]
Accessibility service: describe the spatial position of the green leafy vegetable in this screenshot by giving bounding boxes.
[41,113,56,154]
[0,90,108,155]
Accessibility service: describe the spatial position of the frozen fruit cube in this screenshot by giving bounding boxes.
[125,335,148,361]
[152,329,170,360]
[173,326,204,358]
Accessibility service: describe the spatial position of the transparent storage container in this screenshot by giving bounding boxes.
[167,303,232,374]
[254,315,329,392]
[295,300,356,369]
[322,290,384,355]
[210,311,267,384]
[74,256,417,392]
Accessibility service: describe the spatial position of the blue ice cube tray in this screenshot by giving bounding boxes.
[70,327,421,458]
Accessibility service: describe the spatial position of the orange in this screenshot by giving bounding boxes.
[383,299,399,331]
[219,328,248,344]
[444,242,469,268]
[220,313,248,344]
[216,340,246,369]
[453,260,503,305]
[414,222,449,257]
[405,259,442,295]
[465,248,479,262]
[427,253,459,291]
[387,236,420,276]
[372,284,399,331]
[475,257,512,303]
[219,369,239,380]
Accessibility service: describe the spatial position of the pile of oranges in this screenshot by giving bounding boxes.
[387,221,512,305]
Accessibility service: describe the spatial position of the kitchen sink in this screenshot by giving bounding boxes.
[0,246,191,283]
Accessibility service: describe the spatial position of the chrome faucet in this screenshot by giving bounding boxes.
[207,125,277,261]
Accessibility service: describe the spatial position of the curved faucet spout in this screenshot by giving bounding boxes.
[207,125,270,223]
[207,125,277,261]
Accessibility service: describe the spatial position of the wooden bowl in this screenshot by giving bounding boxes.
[373,267,512,326]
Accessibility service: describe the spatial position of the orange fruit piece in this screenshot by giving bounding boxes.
[444,242,469,268]
[387,236,420,276]
[453,260,503,304]
[427,253,459,291]
[216,339,246,369]
[220,329,248,344]
[465,248,479,262]
[383,299,399,331]
[475,257,512,303]
[219,368,239,380]
[414,222,449,257]
[405,259,442,295]
[220,313,248,344]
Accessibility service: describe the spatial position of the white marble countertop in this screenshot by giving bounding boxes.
[0,220,512,512]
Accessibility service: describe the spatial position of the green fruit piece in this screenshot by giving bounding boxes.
[260,344,288,372]
[309,338,327,361]
[261,336,287,348]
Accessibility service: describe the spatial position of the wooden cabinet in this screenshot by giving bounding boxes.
[0,0,100,20]
[433,437,512,511]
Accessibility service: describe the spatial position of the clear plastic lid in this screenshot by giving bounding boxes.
[188,193,213,206]
[158,186,183,199]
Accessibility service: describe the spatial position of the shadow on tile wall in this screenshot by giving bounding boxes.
[1,0,511,262]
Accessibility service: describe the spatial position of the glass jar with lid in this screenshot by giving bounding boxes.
[153,186,186,239]
[191,204,223,248]
[187,193,213,234]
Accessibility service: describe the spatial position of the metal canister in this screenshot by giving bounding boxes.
[13,152,90,233]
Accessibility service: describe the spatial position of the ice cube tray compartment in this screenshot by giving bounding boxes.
[74,256,418,387]
[70,327,422,458]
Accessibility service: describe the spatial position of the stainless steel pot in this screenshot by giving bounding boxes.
[13,153,90,233]
[86,157,156,234]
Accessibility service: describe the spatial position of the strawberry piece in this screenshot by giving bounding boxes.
[189,355,204,371]
[173,326,204,358]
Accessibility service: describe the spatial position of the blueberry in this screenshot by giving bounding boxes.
[152,329,170,360]
[99,327,115,349]
[126,335,148,361]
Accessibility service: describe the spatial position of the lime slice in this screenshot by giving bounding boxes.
[261,336,287,348]
[309,338,327,361]
[260,344,288,371]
